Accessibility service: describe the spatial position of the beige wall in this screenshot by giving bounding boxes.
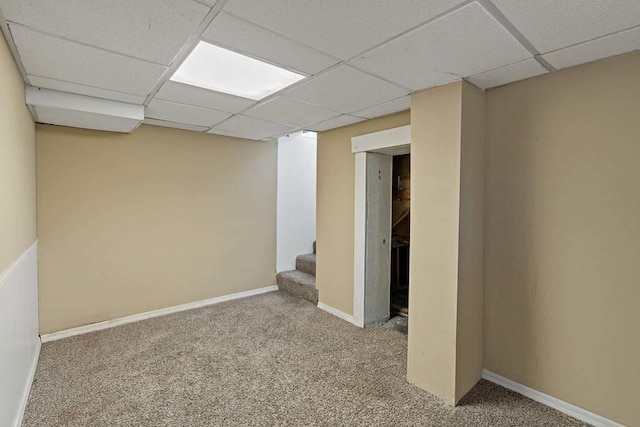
[0,34,36,272]
[455,82,485,401]
[484,51,640,426]
[407,81,484,404]
[37,124,277,334]
[316,111,410,315]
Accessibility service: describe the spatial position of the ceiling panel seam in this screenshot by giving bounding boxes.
[209,11,342,67]
[5,21,172,68]
[191,0,215,7]
[27,73,147,99]
[195,37,312,77]
[541,22,640,56]
[476,0,556,71]
[203,0,483,133]
[156,0,480,134]
[142,0,228,106]
[343,0,476,61]
[0,9,30,85]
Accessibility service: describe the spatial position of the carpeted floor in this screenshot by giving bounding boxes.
[24,292,587,426]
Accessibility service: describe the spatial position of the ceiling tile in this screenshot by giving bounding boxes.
[154,81,256,113]
[542,26,640,70]
[224,0,466,59]
[350,3,530,91]
[307,115,366,132]
[11,25,166,96]
[285,65,408,114]
[1,0,210,65]
[244,96,339,127]
[146,99,231,127]
[28,75,146,104]
[35,106,141,133]
[351,96,411,119]
[491,0,640,53]
[143,119,209,132]
[467,58,548,90]
[210,115,294,140]
[202,12,338,75]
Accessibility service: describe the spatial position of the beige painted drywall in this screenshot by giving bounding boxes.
[0,34,36,272]
[407,81,485,404]
[316,111,410,315]
[484,51,640,427]
[37,124,277,334]
[454,82,485,401]
[407,83,461,403]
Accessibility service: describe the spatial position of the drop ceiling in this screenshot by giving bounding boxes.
[1,0,639,140]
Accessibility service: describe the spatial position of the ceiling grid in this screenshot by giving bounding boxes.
[0,0,637,138]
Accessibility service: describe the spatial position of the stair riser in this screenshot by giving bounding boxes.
[276,277,318,305]
[295,257,316,276]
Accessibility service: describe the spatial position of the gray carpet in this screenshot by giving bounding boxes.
[23,292,587,426]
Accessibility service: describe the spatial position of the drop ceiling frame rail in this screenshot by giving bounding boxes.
[2,0,635,138]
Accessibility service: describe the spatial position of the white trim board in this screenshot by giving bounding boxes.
[13,340,40,427]
[351,125,411,154]
[41,285,278,342]
[482,370,626,427]
[317,302,356,326]
[353,152,367,327]
[0,241,38,289]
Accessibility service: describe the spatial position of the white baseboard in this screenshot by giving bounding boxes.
[14,340,40,427]
[41,285,278,343]
[482,370,625,427]
[318,302,357,326]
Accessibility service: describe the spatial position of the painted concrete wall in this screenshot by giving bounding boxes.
[316,111,410,315]
[276,131,317,272]
[0,34,39,427]
[484,51,640,427]
[36,124,277,334]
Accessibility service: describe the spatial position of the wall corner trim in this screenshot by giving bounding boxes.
[482,370,625,427]
[13,340,40,427]
[41,285,278,342]
[318,302,357,326]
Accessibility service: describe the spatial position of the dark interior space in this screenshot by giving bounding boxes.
[391,153,410,319]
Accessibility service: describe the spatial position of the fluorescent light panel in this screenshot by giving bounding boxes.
[171,41,305,100]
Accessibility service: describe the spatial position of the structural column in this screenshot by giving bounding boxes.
[407,81,485,404]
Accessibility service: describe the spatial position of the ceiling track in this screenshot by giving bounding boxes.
[143,0,229,107]
[221,0,559,139]
[477,0,556,72]
[3,0,567,136]
[199,2,482,136]
[0,8,31,92]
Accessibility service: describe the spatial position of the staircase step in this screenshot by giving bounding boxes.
[295,253,316,276]
[276,270,318,305]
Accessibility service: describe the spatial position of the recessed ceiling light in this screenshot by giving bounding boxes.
[171,41,305,100]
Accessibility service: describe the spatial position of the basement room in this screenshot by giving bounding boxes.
[1,1,639,426]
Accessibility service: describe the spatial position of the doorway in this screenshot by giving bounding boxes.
[389,154,410,331]
[351,125,411,328]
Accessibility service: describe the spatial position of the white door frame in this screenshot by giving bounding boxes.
[352,125,411,327]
